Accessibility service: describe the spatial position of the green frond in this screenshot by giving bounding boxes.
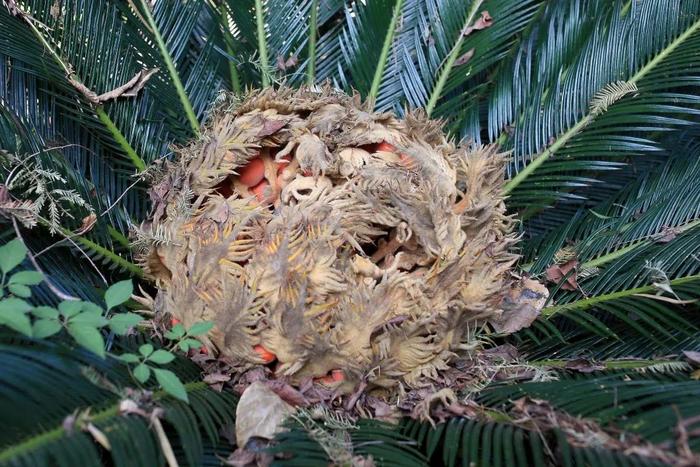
[0,331,236,467]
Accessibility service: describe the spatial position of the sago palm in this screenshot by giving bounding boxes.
[1,0,699,466]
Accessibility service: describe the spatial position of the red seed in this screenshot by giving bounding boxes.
[376,141,396,153]
[315,369,345,385]
[171,318,181,326]
[253,344,276,363]
[250,180,271,202]
[238,157,266,187]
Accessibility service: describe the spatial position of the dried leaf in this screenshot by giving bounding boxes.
[151,415,179,467]
[257,118,288,138]
[265,380,309,407]
[235,381,295,447]
[3,0,21,16]
[72,68,159,104]
[683,350,700,367]
[653,226,678,243]
[276,54,299,71]
[546,259,579,291]
[462,11,493,36]
[491,278,549,333]
[79,213,97,233]
[203,373,231,384]
[86,423,111,450]
[564,358,605,373]
[49,0,61,19]
[454,48,475,66]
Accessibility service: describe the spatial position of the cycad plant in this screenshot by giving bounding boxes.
[1,0,700,466]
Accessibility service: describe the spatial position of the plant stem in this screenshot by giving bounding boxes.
[531,358,686,370]
[95,107,146,171]
[582,219,700,269]
[255,0,270,87]
[542,274,700,318]
[425,0,483,117]
[367,0,405,104]
[219,3,242,93]
[503,16,700,194]
[306,0,319,86]
[0,382,207,462]
[74,234,143,277]
[138,0,200,136]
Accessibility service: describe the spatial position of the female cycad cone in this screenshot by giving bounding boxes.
[138,86,520,398]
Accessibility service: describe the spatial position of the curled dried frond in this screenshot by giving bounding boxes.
[139,85,523,403]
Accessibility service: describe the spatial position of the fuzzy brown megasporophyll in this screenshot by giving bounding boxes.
[138,86,520,399]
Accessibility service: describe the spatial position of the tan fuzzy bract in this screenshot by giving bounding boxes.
[138,85,519,398]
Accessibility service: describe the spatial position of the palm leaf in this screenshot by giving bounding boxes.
[0,330,236,467]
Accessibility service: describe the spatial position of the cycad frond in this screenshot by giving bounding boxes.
[0,331,236,467]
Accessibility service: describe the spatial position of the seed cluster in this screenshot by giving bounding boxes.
[139,86,517,397]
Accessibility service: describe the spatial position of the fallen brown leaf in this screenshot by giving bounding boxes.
[546,259,579,291]
[235,381,295,447]
[491,278,549,333]
[454,48,475,66]
[463,11,493,36]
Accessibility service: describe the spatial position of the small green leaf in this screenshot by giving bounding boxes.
[0,308,33,336]
[105,280,133,310]
[0,239,27,274]
[32,306,59,319]
[81,301,104,314]
[118,353,141,363]
[67,323,105,358]
[8,270,43,286]
[182,338,202,350]
[139,343,154,357]
[109,313,143,335]
[186,321,214,336]
[0,297,32,313]
[148,350,175,365]
[33,319,62,338]
[133,364,151,383]
[59,300,83,318]
[164,323,185,340]
[70,310,109,328]
[8,284,31,298]
[154,369,188,402]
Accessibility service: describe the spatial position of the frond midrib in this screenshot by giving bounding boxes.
[503,15,700,194]
[0,381,208,462]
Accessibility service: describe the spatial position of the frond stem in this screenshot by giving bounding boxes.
[138,0,200,136]
[531,358,687,370]
[307,0,319,86]
[582,219,700,270]
[368,0,405,104]
[255,0,270,87]
[60,226,143,277]
[425,0,484,117]
[0,382,207,462]
[542,274,700,317]
[504,16,700,194]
